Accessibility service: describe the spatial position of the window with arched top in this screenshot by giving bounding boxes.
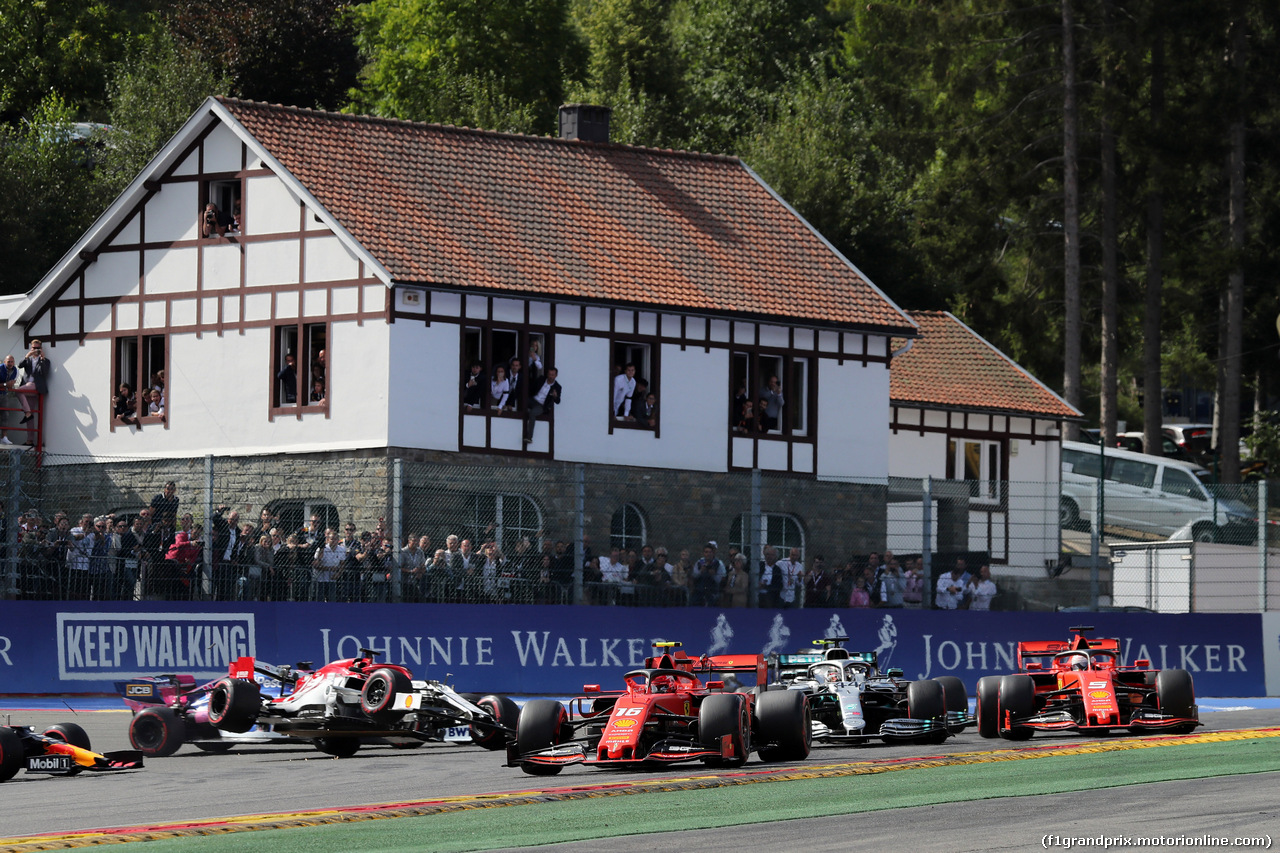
[611,503,648,552]
[729,513,805,562]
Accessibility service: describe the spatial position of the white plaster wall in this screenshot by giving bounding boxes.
[246,241,300,288]
[41,324,390,458]
[305,236,360,283]
[388,321,459,451]
[817,356,889,479]
[145,183,199,243]
[244,174,299,235]
[202,125,242,174]
[85,252,139,302]
[551,337,729,472]
[888,427,948,479]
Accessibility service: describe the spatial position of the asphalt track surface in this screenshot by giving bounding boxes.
[1,704,1277,851]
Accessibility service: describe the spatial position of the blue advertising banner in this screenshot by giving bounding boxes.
[0,602,1267,696]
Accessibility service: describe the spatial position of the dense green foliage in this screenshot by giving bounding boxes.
[1,0,1278,477]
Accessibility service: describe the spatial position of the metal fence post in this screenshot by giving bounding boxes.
[4,450,20,598]
[391,457,403,603]
[203,454,214,598]
[1259,479,1269,612]
[922,476,933,608]
[1091,464,1102,610]
[751,468,762,608]
[573,463,584,605]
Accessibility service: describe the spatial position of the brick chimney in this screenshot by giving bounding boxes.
[558,104,611,143]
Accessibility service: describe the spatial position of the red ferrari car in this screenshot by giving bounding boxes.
[976,626,1201,740]
[0,722,143,782]
[509,641,810,775]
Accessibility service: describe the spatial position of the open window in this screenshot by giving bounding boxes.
[609,339,658,431]
[730,351,810,438]
[200,179,242,237]
[461,326,547,414]
[273,322,327,413]
[113,334,167,427]
[948,438,1003,504]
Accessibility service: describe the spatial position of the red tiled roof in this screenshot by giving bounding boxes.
[891,311,1079,418]
[218,98,913,332]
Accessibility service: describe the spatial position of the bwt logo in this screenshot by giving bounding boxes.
[56,613,256,680]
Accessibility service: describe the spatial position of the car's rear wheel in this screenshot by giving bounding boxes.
[1190,522,1216,543]
[998,675,1035,740]
[516,699,569,776]
[129,707,186,757]
[0,727,24,783]
[1059,497,1080,528]
[1155,669,1197,732]
[315,736,361,757]
[470,695,520,750]
[976,676,1001,739]
[208,678,261,733]
[754,690,810,762]
[699,693,749,767]
[360,668,414,724]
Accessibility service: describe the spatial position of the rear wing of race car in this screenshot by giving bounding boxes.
[228,656,304,685]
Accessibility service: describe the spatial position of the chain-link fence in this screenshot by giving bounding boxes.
[1,450,1275,612]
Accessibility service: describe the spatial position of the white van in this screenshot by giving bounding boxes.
[1059,440,1252,542]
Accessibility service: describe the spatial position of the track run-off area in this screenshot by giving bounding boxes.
[1,704,1278,852]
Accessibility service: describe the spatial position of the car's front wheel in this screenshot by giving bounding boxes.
[754,690,810,762]
[699,693,749,768]
[516,699,569,776]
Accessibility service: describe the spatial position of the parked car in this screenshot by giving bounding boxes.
[1060,440,1253,542]
[975,626,1199,739]
[1114,432,1203,466]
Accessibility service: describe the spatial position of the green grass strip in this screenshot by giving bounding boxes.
[73,738,1280,853]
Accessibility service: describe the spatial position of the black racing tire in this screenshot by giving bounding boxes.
[360,667,414,724]
[516,699,569,776]
[906,679,946,720]
[193,741,236,753]
[998,674,1036,740]
[976,676,1002,739]
[208,678,261,733]
[699,693,749,768]
[754,690,811,763]
[1156,669,1196,723]
[470,694,520,751]
[936,676,969,715]
[43,722,91,751]
[315,737,361,757]
[129,707,186,757]
[0,727,23,783]
[1059,497,1080,527]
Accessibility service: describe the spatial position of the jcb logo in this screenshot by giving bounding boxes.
[126,684,154,697]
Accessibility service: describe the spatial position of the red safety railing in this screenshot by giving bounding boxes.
[1,389,43,456]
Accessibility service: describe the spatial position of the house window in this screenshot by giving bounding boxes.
[611,503,647,551]
[948,438,1003,503]
[113,334,167,425]
[458,494,542,555]
[265,499,340,538]
[273,322,326,411]
[609,339,658,430]
[200,179,241,237]
[730,351,810,437]
[729,513,805,562]
[462,326,547,414]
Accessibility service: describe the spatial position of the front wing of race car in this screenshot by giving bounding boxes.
[510,734,741,770]
[1012,708,1201,732]
[879,710,973,741]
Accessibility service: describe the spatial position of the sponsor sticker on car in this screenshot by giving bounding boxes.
[1089,690,1111,699]
[27,754,74,773]
[444,726,472,742]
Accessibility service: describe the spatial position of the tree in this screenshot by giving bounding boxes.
[165,0,359,111]
[347,0,583,133]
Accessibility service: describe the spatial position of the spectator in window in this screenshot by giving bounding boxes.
[733,399,756,433]
[526,339,544,387]
[490,365,510,409]
[966,564,998,611]
[462,360,485,408]
[639,392,658,429]
[308,379,325,404]
[312,349,326,389]
[147,389,165,418]
[1,355,18,432]
[201,201,232,238]
[16,340,51,425]
[230,199,242,232]
[523,366,561,445]
[506,357,524,411]
[277,353,299,405]
[113,383,139,427]
[759,375,784,431]
[613,363,636,420]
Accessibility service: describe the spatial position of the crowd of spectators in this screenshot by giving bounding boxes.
[463,343,564,444]
[3,486,996,609]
